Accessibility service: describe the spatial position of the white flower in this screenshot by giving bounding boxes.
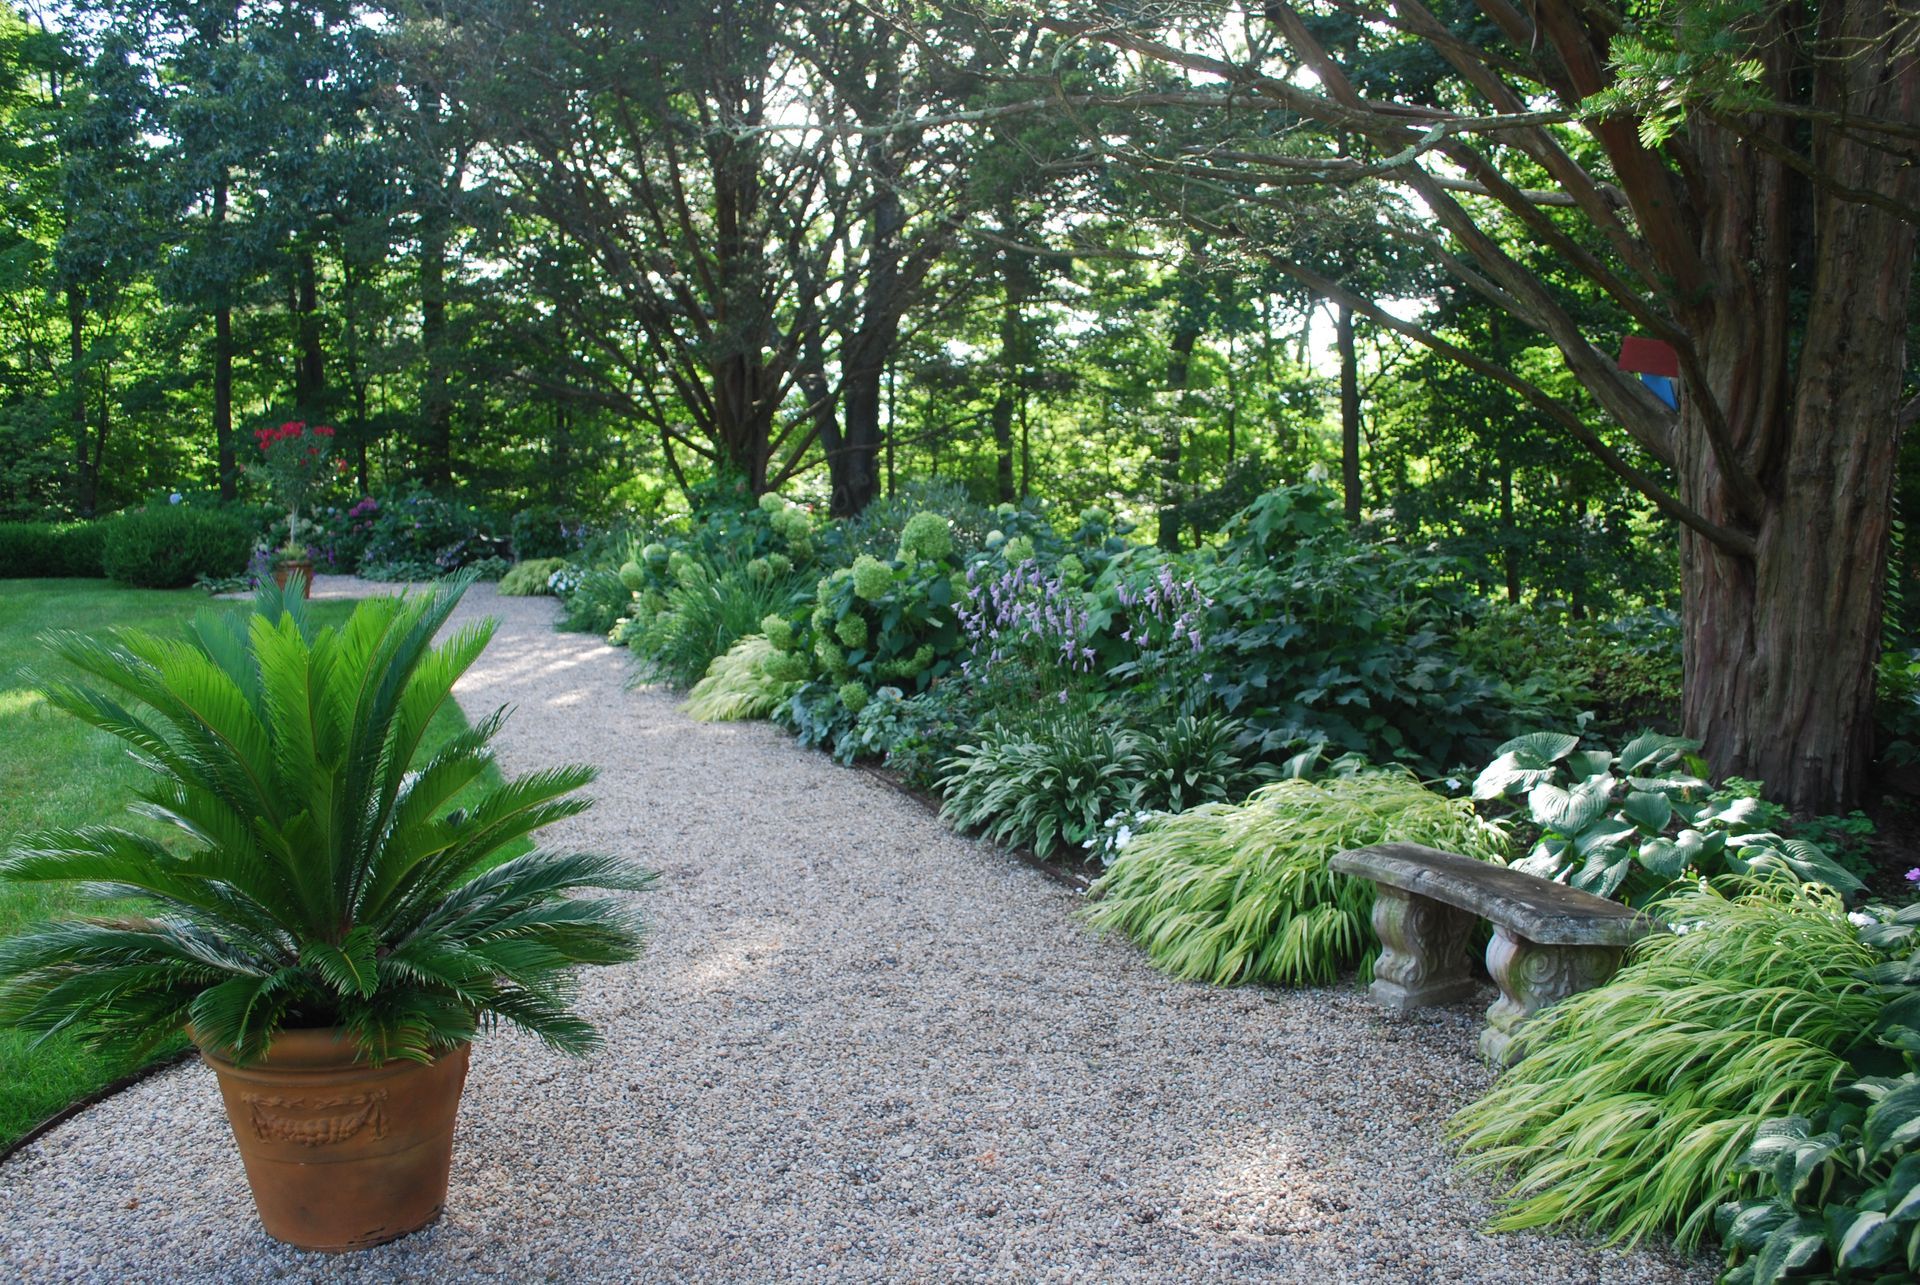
[1672,921,1697,935]
[1114,825,1133,850]
[1446,777,1462,791]
[1849,911,1877,927]
[169,492,182,504]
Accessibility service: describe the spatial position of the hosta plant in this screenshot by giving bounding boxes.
[0,575,649,1066]
[1474,730,1864,905]
[938,710,1145,857]
[1716,1071,1920,1284]
[1452,885,1883,1251]
[1085,769,1505,986]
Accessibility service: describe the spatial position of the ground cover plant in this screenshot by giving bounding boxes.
[1452,886,1886,1252]
[0,579,516,1148]
[1083,769,1507,986]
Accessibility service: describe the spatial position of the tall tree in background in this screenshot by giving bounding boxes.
[1050,0,1920,809]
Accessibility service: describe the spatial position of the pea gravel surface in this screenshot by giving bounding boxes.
[0,578,1712,1284]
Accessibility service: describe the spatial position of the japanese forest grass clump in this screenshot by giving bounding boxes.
[1450,885,1884,1252]
[684,634,797,722]
[1083,769,1505,987]
[496,557,567,596]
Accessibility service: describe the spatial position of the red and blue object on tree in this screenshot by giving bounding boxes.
[1617,337,1680,410]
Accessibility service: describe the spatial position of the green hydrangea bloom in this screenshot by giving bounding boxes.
[618,561,645,590]
[764,650,811,684]
[641,542,670,570]
[1057,554,1086,585]
[897,511,954,564]
[757,492,785,515]
[1003,535,1035,565]
[668,550,700,588]
[984,529,1006,549]
[815,636,847,676]
[879,643,936,682]
[852,555,892,601]
[838,681,870,715]
[745,557,772,584]
[764,552,793,577]
[762,613,796,651]
[638,590,668,618]
[786,534,813,561]
[835,612,870,649]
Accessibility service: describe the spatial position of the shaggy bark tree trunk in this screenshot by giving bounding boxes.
[420,217,452,488]
[1337,301,1360,523]
[992,242,1035,505]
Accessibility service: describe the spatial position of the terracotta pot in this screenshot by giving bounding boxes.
[272,559,315,599]
[198,1029,471,1252]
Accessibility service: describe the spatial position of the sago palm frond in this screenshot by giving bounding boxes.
[0,573,650,1066]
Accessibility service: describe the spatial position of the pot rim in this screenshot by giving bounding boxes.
[192,1025,469,1072]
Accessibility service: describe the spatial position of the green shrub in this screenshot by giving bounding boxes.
[0,520,112,578]
[684,635,797,722]
[1084,770,1505,987]
[100,508,256,588]
[498,557,567,596]
[635,564,804,688]
[557,567,634,635]
[1474,731,1864,904]
[1452,886,1884,1250]
[939,709,1146,857]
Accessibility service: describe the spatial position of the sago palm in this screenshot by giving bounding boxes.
[0,573,648,1065]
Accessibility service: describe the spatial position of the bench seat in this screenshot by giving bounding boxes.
[1330,842,1660,1064]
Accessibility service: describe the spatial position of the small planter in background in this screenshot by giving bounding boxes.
[272,558,315,598]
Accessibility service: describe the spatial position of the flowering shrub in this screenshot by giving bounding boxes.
[956,559,1097,703]
[250,420,336,555]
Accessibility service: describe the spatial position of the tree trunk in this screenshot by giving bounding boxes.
[1679,217,1913,811]
[1158,320,1200,551]
[1499,464,1520,604]
[991,243,1035,504]
[214,174,235,501]
[295,245,324,410]
[68,287,96,516]
[420,217,452,488]
[1337,301,1361,523]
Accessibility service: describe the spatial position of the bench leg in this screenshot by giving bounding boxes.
[1481,927,1623,1065]
[1368,886,1478,1011]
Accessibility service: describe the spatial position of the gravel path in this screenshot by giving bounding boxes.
[0,578,1712,1283]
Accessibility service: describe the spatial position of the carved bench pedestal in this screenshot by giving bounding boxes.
[1369,886,1479,1010]
[1330,843,1656,1067]
[1480,928,1624,1065]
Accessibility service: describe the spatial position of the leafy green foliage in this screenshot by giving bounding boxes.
[0,519,113,578]
[1475,731,1865,903]
[684,635,798,722]
[1134,711,1275,813]
[99,507,256,589]
[1095,485,1532,775]
[939,710,1146,857]
[1084,770,1505,986]
[0,574,649,1067]
[1717,1073,1920,1284]
[634,563,805,688]
[497,557,567,596]
[1452,886,1884,1250]
[557,568,635,636]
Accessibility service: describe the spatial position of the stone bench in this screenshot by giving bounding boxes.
[1329,843,1660,1064]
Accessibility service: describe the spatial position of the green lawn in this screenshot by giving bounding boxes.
[0,579,501,1150]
